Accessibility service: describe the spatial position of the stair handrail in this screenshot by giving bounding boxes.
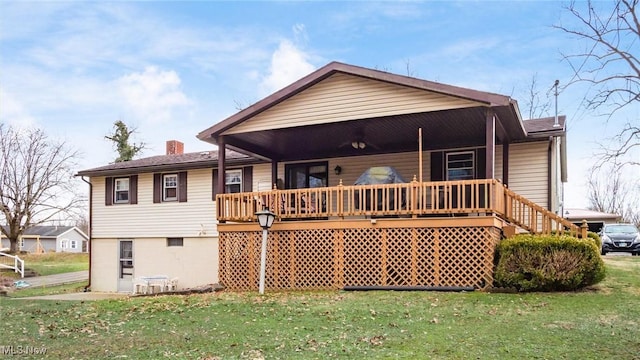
[0,252,25,278]
[502,186,584,238]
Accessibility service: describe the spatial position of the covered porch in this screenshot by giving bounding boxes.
[199,62,573,291]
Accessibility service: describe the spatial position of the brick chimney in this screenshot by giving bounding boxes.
[166,140,184,155]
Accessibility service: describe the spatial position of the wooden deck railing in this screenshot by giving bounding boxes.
[216,179,584,237]
[502,187,583,237]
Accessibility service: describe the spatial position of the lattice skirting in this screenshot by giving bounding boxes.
[219,221,502,291]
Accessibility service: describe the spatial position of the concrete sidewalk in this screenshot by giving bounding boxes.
[21,270,88,288]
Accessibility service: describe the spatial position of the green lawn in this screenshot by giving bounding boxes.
[18,252,88,276]
[8,281,89,298]
[1,256,638,359]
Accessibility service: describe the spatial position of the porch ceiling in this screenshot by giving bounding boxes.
[222,106,523,162]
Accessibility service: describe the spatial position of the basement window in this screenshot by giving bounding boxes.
[167,237,184,247]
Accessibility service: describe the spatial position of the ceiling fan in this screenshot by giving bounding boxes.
[337,127,380,150]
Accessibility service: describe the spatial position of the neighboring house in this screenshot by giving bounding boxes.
[0,226,88,253]
[78,61,578,293]
[564,208,621,233]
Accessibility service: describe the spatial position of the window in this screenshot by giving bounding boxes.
[106,176,138,206]
[446,151,475,180]
[19,238,24,250]
[60,240,68,249]
[167,237,184,247]
[114,178,130,203]
[154,172,187,203]
[225,170,242,193]
[70,240,77,249]
[163,174,178,201]
[285,162,328,189]
[212,167,252,199]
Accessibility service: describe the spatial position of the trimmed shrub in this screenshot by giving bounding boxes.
[587,231,601,248]
[494,234,605,292]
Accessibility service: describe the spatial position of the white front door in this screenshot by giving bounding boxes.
[117,240,133,293]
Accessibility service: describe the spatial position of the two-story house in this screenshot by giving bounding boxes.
[77,62,576,293]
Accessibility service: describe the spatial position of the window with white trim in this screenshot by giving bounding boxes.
[19,238,24,250]
[163,174,178,201]
[114,178,130,203]
[225,170,242,193]
[446,151,475,180]
[70,240,77,249]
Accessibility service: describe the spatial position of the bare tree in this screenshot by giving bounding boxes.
[105,120,145,162]
[73,213,89,236]
[0,124,82,253]
[555,0,639,166]
[587,163,640,227]
[521,73,553,119]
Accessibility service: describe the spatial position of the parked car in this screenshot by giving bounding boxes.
[599,223,640,255]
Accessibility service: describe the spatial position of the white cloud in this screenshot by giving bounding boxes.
[0,87,37,128]
[259,40,316,96]
[116,66,192,124]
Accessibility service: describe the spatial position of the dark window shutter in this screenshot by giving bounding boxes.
[243,166,253,192]
[129,175,138,204]
[430,151,444,181]
[476,148,486,179]
[105,177,113,206]
[153,173,162,203]
[212,169,218,200]
[178,171,187,203]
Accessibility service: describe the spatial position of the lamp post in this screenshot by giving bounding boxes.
[255,209,276,294]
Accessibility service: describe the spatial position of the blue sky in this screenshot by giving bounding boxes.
[1,1,636,209]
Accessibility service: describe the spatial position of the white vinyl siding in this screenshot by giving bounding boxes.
[508,141,549,209]
[224,73,482,135]
[92,169,218,238]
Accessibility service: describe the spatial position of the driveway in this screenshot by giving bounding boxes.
[13,271,129,300]
[21,270,88,287]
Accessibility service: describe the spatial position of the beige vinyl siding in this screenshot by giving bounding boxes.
[225,73,483,135]
[508,141,549,209]
[92,169,217,239]
[253,163,274,191]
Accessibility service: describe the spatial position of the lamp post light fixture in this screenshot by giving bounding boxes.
[255,209,276,294]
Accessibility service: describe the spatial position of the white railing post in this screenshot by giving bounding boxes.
[0,252,24,278]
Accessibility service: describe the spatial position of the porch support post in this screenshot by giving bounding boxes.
[217,136,226,195]
[271,160,278,189]
[485,108,495,179]
[502,142,509,186]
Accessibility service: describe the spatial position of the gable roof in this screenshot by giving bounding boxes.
[76,149,259,177]
[197,61,522,144]
[1,226,88,240]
